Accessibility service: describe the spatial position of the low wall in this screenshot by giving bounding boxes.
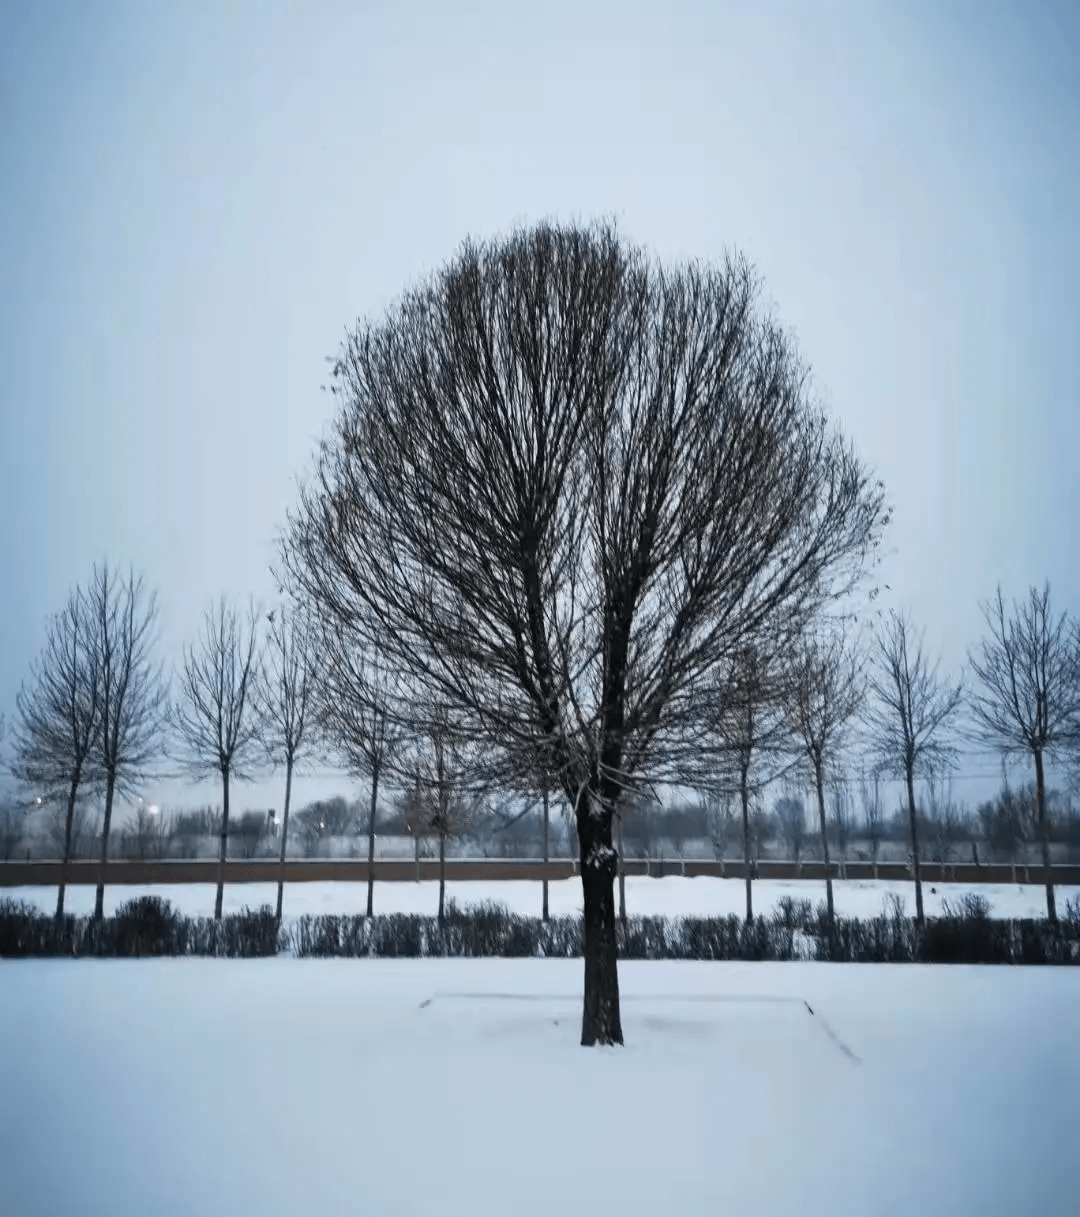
[1,859,1078,887]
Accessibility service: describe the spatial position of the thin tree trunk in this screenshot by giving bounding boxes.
[437,831,446,924]
[275,757,294,922]
[577,787,623,1047]
[815,763,834,924]
[366,760,380,918]
[542,788,550,922]
[741,765,753,923]
[414,834,420,880]
[94,771,118,921]
[1034,748,1056,922]
[905,764,924,925]
[55,776,80,921]
[215,770,230,921]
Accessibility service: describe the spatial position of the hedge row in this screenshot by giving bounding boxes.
[0,896,281,958]
[1,893,1079,964]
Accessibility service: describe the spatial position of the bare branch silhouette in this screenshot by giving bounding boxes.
[865,609,963,923]
[10,587,101,917]
[282,221,887,1044]
[967,584,1080,921]
[170,598,265,919]
[87,561,168,920]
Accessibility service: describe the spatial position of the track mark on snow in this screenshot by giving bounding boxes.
[804,999,861,1064]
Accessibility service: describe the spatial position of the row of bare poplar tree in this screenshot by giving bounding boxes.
[1,568,500,926]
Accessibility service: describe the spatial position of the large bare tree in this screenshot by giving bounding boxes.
[260,605,321,921]
[88,562,168,920]
[788,632,863,925]
[170,598,264,919]
[312,617,397,918]
[10,587,102,918]
[865,610,962,923]
[282,221,887,1045]
[967,584,1080,922]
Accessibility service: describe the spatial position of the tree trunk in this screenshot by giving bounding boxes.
[577,787,623,1047]
[366,760,380,918]
[55,775,80,921]
[414,834,420,880]
[1034,748,1056,922]
[215,770,230,921]
[905,763,924,925]
[741,765,753,923]
[542,789,550,922]
[616,807,626,929]
[275,758,294,922]
[437,831,446,924]
[815,763,834,925]
[94,769,118,921]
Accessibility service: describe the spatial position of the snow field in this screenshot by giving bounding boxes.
[0,958,1077,1217]
[5,873,1076,924]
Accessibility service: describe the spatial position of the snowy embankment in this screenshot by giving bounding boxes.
[0,958,1077,1217]
[7,873,1077,923]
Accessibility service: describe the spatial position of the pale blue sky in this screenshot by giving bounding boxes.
[2,0,1078,817]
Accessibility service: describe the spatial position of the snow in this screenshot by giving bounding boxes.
[0,957,1077,1216]
[5,873,1077,923]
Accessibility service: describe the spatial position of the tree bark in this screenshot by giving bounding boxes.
[55,775,79,921]
[215,769,230,921]
[577,787,623,1047]
[437,831,446,924]
[814,762,834,924]
[741,764,753,923]
[275,758,294,922]
[94,770,118,921]
[542,788,550,922]
[616,807,626,929]
[366,760,380,918]
[1034,748,1056,922]
[905,762,924,925]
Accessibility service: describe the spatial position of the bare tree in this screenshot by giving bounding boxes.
[968,585,1080,921]
[399,712,482,923]
[774,794,807,863]
[922,774,964,866]
[170,598,265,919]
[124,803,170,859]
[865,610,963,925]
[312,617,396,918]
[829,781,854,865]
[0,785,31,861]
[788,633,863,925]
[293,796,356,856]
[859,767,885,863]
[977,775,1032,863]
[704,789,738,860]
[708,644,795,921]
[44,796,100,861]
[0,717,21,860]
[10,588,102,917]
[281,221,887,1044]
[86,562,168,919]
[260,604,321,920]
[228,810,269,859]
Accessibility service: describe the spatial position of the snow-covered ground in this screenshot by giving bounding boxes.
[5,874,1077,922]
[0,957,1077,1217]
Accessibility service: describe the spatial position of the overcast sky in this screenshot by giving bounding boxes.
[2,0,1078,820]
